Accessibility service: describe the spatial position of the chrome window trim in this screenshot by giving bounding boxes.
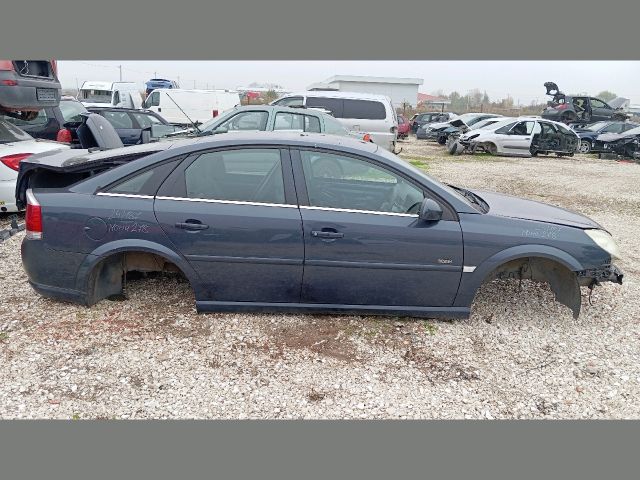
[155,196,297,209]
[300,205,418,218]
[96,192,154,199]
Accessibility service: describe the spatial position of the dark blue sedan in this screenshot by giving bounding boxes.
[574,121,639,153]
[17,132,623,319]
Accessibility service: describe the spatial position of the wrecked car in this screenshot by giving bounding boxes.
[595,125,640,159]
[573,121,639,154]
[410,112,456,134]
[17,131,622,319]
[457,117,579,157]
[446,117,513,155]
[417,113,502,143]
[541,82,629,124]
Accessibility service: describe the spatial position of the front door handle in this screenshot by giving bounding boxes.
[175,220,209,231]
[311,230,344,239]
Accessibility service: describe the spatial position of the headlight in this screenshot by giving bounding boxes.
[585,229,621,259]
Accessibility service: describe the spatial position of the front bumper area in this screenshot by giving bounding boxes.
[577,264,624,285]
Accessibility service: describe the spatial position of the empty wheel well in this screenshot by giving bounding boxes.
[87,251,188,306]
[482,256,582,318]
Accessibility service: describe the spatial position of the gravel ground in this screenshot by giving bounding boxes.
[1,136,639,419]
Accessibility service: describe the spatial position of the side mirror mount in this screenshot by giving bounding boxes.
[419,198,443,222]
[213,126,228,134]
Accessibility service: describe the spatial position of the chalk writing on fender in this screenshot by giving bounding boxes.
[107,221,150,234]
[106,209,142,221]
[521,226,561,240]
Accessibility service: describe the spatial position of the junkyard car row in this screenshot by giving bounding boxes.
[0,63,629,319]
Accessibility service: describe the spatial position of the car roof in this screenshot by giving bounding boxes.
[219,104,335,117]
[87,106,158,114]
[279,91,392,102]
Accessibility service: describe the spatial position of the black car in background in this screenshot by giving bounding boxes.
[87,107,171,145]
[409,112,455,134]
[541,82,628,124]
[2,98,87,141]
[573,121,639,153]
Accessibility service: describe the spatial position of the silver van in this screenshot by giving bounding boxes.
[272,91,397,151]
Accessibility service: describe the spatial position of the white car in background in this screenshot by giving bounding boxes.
[0,119,69,212]
[457,117,579,157]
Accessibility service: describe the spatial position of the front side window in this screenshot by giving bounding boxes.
[510,121,535,135]
[133,113,162,129]
[218,111,269,131]
[300,150,424,214]
[184,148,285,204]
[601,123,624,134]
[146,91,160,107]
[590,98,610,109]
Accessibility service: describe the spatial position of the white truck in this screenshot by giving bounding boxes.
[78,81,142,109]
[143,89,241,125]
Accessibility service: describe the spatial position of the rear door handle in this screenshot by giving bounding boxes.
[311,230,344,239]
[175,221,209,231]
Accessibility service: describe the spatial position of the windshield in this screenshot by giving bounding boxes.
[59,100,87,122]
[80,89,112,103]
[197,109,239,132]
[621,126,640,136]
[0,120,33,143]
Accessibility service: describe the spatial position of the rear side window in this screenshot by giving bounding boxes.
[4,109,49,127]
[107,159,181,196]
[306,97,344,118]
[101,111,134,129]
[342,99,386,120]
[323,116,348,135]
[274,112,321,133]
[184,148,285,204]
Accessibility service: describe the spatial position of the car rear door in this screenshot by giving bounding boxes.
[154,146,304,303]
[292,148,463,308]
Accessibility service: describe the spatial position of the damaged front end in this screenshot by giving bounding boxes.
[489,258,623,319]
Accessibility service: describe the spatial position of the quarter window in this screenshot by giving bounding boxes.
[300,150,424,214]
[184,149,285,204]
[274,96,303,107]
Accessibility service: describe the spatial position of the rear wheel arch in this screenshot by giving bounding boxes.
[77,241,201,305]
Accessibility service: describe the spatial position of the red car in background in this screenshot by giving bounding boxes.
[396,113,410,139]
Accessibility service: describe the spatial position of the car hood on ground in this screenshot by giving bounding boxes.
[471,189,603,229]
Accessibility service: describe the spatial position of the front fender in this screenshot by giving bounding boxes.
[454,244,584,308]
[75,239,201,294]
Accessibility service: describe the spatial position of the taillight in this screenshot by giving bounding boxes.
[0,60,14,71]
[362,133,372,142]
[0,153,32,171]
[50,60,58,76]
[1,79,18,86]
[390,125,397,133]
[25,189,42,240]
[56,128,72,143]
[212,110,219,117]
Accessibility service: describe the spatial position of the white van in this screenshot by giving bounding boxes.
[143,89,241,125]
[272,91,398,151]
[78,81,142,109]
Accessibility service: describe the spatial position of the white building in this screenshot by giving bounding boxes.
[307,75,423,108]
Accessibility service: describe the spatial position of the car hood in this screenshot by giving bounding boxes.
[596,131,638,143]
[471,189,603,229]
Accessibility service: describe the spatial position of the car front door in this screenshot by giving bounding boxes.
[499,120,535,155]
[590,98,614,121]
[154,147,304,303]
[292,149,463,308]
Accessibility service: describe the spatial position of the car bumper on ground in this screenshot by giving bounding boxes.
[0,179,19,213]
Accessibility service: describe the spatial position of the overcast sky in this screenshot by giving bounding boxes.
[58,61,640,104]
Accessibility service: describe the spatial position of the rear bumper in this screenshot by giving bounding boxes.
[0,73,61,110]
[0,179,18,213]
[21,239,92,303]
